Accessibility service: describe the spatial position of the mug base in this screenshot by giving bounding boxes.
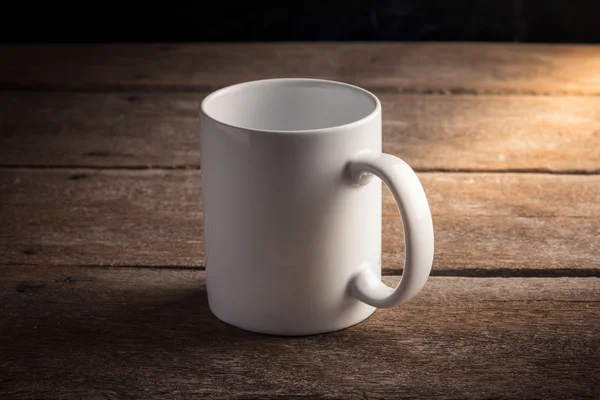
[208,302,377,337]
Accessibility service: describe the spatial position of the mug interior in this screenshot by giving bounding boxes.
[201,78,379,132]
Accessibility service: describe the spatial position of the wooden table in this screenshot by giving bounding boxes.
[1,43,599,399]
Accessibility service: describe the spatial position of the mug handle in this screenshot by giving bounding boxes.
[347,153,434,308]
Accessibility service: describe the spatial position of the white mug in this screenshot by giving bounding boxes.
[199,78,434,336]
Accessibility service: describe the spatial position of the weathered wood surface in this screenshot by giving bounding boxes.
[1,266,598,399]
[2,43,600,95]
[0,169,203,268]
[1,169,598,274]
[0,92,200,168]
[1,92,599,171]
[1,42,599,399]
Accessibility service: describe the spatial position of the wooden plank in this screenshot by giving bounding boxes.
[1,266,598,399]
[385,173,600,274]
[0,92,199,168]
[1,169,598,274]
[0,169,203,268]
[1,92,599,172]
[2,43,600,94]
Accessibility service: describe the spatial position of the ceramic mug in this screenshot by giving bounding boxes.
[199,78,434,336]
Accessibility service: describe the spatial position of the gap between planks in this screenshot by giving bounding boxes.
[2,83,600,97]
[1,166,599,175]
[1,264,599,278]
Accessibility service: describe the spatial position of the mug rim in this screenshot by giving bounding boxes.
[199,78,381,134]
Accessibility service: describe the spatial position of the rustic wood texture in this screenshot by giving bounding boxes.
[1,42,599,399]
[1,266,598,399]
[0,92,199,168]
[2,92,599,172]
[1,169,598,274]
[0,169,203,268]
[2,43,600,95]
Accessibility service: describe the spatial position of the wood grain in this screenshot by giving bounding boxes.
[1,169,598,274]
[0,92,200,168]
[1,42,597,400]
[0,169,203,268]
[2,43,600,94]
[1,92,599,171]
[1,266,598,399]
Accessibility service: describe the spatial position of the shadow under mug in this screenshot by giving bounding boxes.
[199,78,434,336]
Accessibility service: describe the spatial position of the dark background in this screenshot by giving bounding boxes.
[2,0,600,43]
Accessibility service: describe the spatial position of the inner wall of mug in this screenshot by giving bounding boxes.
[202,79,378,132]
